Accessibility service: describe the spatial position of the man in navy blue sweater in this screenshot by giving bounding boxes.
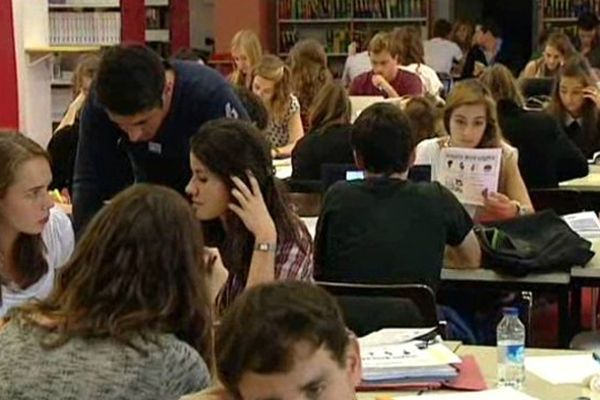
[73,45,248,233]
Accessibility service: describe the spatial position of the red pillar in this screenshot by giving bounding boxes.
[0,0,19,130]
[121,0,145,44]
[170,0,190,54]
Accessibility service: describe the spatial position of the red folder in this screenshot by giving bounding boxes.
[357,355,487,392]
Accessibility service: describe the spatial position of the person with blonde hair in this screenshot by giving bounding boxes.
[292,82,354,180]
[480,64,587,188]
[415,79,533,222]
[0,184,211,398]
[349,32,422,98]
[288,39,332,130]
[0,132,74,318]
[252,55,304,158]
[520,31,576,79]
[229,30,262,89]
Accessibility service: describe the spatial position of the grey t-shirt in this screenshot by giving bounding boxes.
[0,322,211,399]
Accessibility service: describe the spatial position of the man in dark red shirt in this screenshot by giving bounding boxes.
[349,32,423,98]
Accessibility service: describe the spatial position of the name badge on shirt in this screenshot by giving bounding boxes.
[148,142,162,154]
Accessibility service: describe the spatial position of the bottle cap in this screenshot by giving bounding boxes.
[502,307,519,316]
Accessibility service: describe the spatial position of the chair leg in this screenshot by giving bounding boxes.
[521,291,533,347]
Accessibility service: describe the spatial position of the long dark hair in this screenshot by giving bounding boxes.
[17,184,212,362]
[190,119,309,280]
[548,55,600,154]
[308,82,351,132]
[0,132,49,290]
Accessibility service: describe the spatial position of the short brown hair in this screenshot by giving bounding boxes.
[309,82,351,131]
[404,96,439,144]
[18,184,212,361]
[215,281,349,397]
[368,32,399,58]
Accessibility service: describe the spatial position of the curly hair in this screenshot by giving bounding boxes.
[288,39,332,126]
[17,184,212,363]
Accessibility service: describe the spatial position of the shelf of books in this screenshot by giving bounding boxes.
[145,0,171,57]
[539,0,600,38]
[276,0,430,77]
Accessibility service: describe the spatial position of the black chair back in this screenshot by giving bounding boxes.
[317,281,438,337]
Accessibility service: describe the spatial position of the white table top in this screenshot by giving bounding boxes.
[560,166,600,191]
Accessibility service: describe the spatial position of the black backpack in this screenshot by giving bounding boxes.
[474,210,595,277]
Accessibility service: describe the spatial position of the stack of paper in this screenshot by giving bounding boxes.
[392,388,539,399]
[525,354,600,384]
[359,328,461,383]
[562,211,600,239]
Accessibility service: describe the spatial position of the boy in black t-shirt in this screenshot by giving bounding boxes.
[314,103,480,288]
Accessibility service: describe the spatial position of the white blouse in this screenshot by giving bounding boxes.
[0,207,74,317]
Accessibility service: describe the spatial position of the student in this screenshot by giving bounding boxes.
[291,82,355,180]
[183,281,362,400]
[415,80,533,222]
[574,12,600,69]
[520,32,575,79]
[480,64,588,188]
[547,55,600,159]
[0,184,211,398]
[0,133,74,318]
[314,103,480,287]
[393,26,444,97]
[289,39,333,130]
[252,55,305,158]
[232,85,269,131]
[462,20,515,78]
[229,29,263,89]
[186,119,313,312]
[450,19,474,76]
[424,19,464,75]
[341,41,372,87]
[403,95,442,144]
[349,32,423,98]
[48,53,100,196]
[73,44,248,233]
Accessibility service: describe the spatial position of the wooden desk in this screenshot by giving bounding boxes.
[358,346,600,399]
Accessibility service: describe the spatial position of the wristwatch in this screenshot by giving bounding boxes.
[254,242,277,252]
[512,201,531,216]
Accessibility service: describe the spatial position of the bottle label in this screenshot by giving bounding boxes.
[505,344,525,363]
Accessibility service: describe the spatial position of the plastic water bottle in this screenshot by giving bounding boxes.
[497,307,525,389]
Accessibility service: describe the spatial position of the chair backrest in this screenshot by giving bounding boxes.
[529,188,588,215]
[288,192,322,217]
[317,281,438,337]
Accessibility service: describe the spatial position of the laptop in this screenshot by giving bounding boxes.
[520,78,555,98]
[321,163,432,190]
[349,96,385,122]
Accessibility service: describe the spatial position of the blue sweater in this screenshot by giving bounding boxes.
[73,60,248,232]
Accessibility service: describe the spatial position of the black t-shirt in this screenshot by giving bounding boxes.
[314,178,473,288]
[291,123,355,181]
[73,60,248,232]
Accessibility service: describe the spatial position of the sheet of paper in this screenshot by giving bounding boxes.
[361,342,462,370]
[301,217,317,239]
[437,148,502,206]
[563,211,600,239]
[525,354,600,384]
[359,327,437,347]
[273,158,292,180]
[393,388,539,400]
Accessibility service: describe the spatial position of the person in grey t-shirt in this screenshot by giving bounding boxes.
[0,184,212,400]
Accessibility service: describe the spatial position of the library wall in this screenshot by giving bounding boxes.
[0,0,19,130]
[214,0,273,53]
[190,0,214,51]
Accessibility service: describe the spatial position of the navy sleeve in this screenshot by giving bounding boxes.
[199,81,248,122]
[435,183,474,246]
[72,96,131,234]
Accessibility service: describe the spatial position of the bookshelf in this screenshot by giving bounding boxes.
[145,0,171,57]
[275,0,431,76]
[538,0,600,39]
